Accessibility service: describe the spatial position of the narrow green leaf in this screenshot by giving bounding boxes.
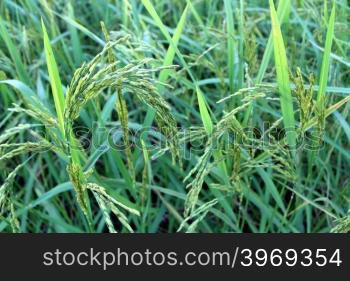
[244,0,290,126]
[185,0,204,27]
[238,0,245,89]
[58,14,105,46]
[41,19,65,135]
[67,2,83,65]
[224,0,235,94]
[27,183,73,209]
[258,169,286,212]
[159,4,189,84]
[269,0,296,148]
[83,144,109,172]
[317,3,336,103]
[196,86,213,135]
[257,0,291,83]
[308,3,336,168]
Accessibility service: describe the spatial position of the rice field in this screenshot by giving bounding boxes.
[0,0,349,233]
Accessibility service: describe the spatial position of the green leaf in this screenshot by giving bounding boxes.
[269,0,296,148]
[159,4,189,84]
[42,19,65,135]
[317,3,336,103]
[196,86,213,135]
[224,0,235,94]
[257,0,291,83]
[27,182,73,209]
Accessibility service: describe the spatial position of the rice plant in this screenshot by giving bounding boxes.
[0,0,349,233]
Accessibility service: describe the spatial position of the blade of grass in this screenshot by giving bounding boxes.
[317,3,336,103]
[243,0,290,126]
[42,19,91,227]
[269,0,296,149]
[67,2,83,66]
[308,3,336,168]
[158,4,189,85]
[196,85,213,134]
[238,0,245,90]
[196,86,229,181]
[185,0,204,27]
[224,0,235,95]
[256,0,291,83]
[41,19,65,135]
[55,12,105,46]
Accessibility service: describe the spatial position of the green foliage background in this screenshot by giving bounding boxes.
[0,0,349,233]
